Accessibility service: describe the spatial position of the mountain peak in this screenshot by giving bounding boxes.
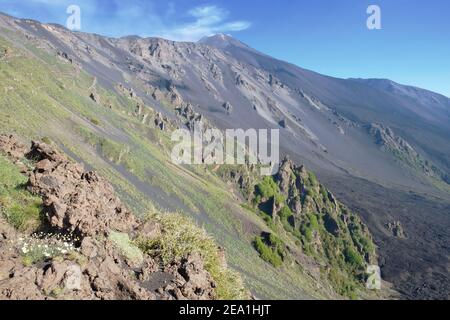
[199,33,233,42]
[198,33,249,49]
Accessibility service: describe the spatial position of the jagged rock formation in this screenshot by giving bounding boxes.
[219,158,378,298]
[89,92,100,104]
[27,140,137,237]
[0,134,28,162]
[175,102,207,132]
[386,221,406,239]
[0,135,242,300]
[222,102,233,114]
[116,83,174,132]
[367,123,447,182]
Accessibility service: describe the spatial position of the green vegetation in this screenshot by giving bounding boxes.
[20,234,79,267]
[344,247,364,269]
[279,206,293,221]
[109,231,144,266]
[41,136,52,144]
[245,162,375,298]
[307,171,318,186]
[136,213,248,300]
[0,155,42,231]
[253,234,285,268]
[90,117,101,126]
[255,176,285,205]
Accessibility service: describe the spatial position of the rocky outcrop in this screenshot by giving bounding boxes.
[167,84,183,106]
[89,92,100,103]
[0,134,28,161]
[159,253,217,300]
[151,87,165,101]
[220,156,378,297]
[222,102,233,114]
[57,50,73,64]
[0,136,230,300]
[26,141,137,237]
[209,63,223,81]
[0,231,154,300]
[367,123,446,181]
[386,221,406,239]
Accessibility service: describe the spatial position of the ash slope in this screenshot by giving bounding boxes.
[0,13,449,299]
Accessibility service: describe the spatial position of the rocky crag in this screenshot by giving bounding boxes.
[218,158,381,299]
[0,134,247,300]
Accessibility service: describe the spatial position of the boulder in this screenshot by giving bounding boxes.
[89,92,100,103]
[162,253,216,300]
[26,141,137,237]
[222,102,233,114]
[0,134,28,160]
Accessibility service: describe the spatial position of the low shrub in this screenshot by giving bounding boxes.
[90,117,100,126]
[109,231,144,266]
[343,247,364,269]
[254,236,283,268]
[255,176,285,204]
[136,213,248,300]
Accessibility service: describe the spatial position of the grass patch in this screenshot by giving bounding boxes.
[344,247,364,269]
[255,176,285,205]
[136,213,248,300]
[90,118,101,126]
[109,231,144,266]
[253,233,285,268]
[0,155,42,231]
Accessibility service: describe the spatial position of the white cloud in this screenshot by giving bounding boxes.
[1,1,250,41]
[156,5,251,41]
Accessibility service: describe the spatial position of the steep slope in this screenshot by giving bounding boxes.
[0,19,360,299]
[198,34,450,189]
[0,12,449,299]
[0,135,247,300]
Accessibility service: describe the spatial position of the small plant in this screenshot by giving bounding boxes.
[109,231,144,265]
[308,213,320,230]
[18,232,80,266]
[90,117,100,126]
[307,171,318,186]
[41,136,52,144]
[279,206,293,222]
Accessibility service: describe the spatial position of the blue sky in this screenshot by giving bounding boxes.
[0,0,449,97]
